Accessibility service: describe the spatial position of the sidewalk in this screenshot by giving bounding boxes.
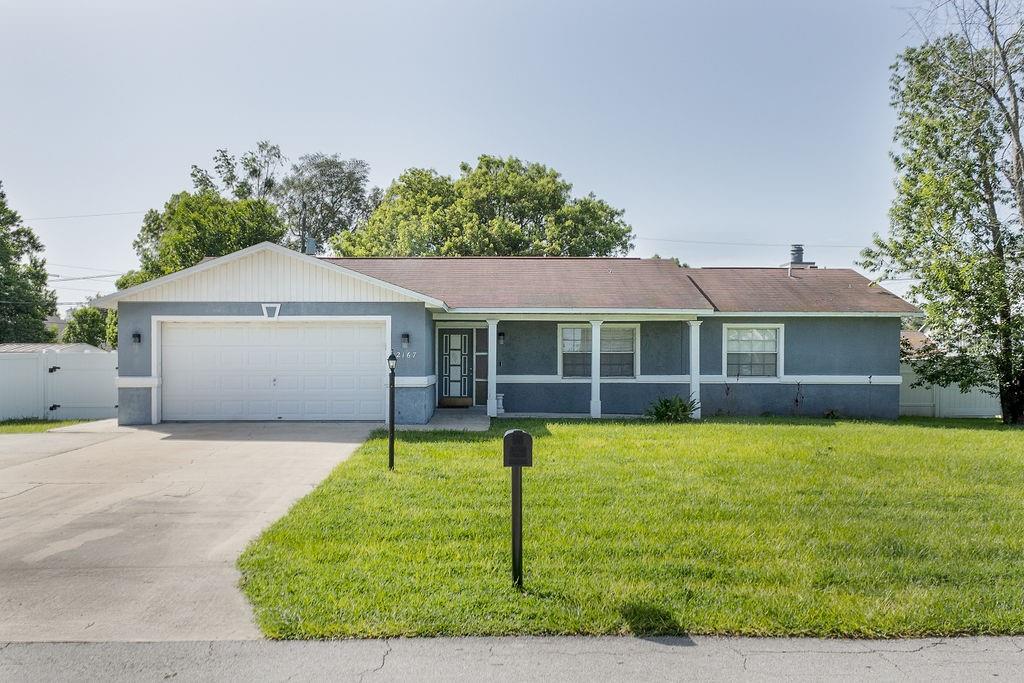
[3,635,1023,681]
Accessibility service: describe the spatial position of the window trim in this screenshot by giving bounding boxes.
[721,323,785,378]
[557,323,641,379]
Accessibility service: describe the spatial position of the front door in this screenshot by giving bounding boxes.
[439,330,473,407]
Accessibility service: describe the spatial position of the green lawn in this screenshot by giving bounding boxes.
[0,418,86,433]
[238,417,1024,639]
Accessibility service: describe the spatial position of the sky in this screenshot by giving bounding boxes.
[1,0,921,312]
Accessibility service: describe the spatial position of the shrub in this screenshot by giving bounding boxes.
[645,395,700,422]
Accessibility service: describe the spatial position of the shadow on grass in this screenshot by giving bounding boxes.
[374,415,1016,448]
[372,419,556,443]
[619,602,694,645]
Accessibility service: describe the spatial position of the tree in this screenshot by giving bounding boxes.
[332,155,634,257]
[861,0,1024,424]
[109,191,287,348]
[275,154,378,253]
[105,308,118,349]
[62,306,108,347]
[190,141,285,200]
[122,190,286,281]
[652,254,690,267]
[0,181,57,343]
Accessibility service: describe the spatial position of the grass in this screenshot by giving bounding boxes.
[0,418,86,433]
[238,416,1024,639]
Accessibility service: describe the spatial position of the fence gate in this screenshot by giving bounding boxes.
[0,349,117,421]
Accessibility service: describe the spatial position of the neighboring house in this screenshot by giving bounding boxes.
[91,242,919,425]
[898,329,1002,418]
[44,316,67,339]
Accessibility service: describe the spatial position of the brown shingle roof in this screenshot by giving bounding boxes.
[325,257,919,314]
[901,329,932,351]
[326,257,715,310]
[682,267,920,314]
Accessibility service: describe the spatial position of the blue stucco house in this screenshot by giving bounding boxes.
[93,242,919,425]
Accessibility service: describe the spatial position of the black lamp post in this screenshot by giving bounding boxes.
[387,352,397,470]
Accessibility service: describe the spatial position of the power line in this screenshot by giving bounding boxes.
[635,236,867,249]
[48,262,128,273]
[49,284,116,293]
[25,210,147,221]
[48,273,124,282]
[0,300,89,306]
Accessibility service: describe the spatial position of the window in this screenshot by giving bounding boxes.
[725,326,780,377]
[560,325,637,378]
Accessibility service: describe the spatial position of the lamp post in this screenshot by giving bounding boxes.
[387,352,397,470]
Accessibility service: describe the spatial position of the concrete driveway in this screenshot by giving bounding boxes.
[0,421,373,642]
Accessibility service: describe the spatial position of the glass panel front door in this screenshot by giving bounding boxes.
[440,330,474,407]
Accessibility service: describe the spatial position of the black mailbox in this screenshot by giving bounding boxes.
[503,429,533,468]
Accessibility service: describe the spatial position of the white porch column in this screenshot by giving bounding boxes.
[487,319,499,417]
[688,320,702,419]
[590,320,602,418]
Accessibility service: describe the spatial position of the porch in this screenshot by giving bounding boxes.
[433,315,702,419]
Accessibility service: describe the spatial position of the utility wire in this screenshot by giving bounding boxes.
[48,273,124,282]
[48,262,127,273]
[25,210,147,221]
[635,236,867,249]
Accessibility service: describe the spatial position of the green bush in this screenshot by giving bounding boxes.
[645,395,700,422]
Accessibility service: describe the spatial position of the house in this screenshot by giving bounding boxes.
[91,242,919,425]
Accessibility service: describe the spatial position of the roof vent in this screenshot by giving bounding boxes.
[781,244,816,270]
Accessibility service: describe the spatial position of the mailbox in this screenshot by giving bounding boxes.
[503,429,533,468]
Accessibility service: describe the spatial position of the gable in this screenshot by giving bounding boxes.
[116,247,421,304]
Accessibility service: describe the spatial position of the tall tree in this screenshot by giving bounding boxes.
[62,305,108,347]
[108,191,287,347]
[862,0,1024,424]
[0,182,57,343]
[121,190,286,282]
[332,155,634,257]
[275,154,379,253]
[191,141,285,200]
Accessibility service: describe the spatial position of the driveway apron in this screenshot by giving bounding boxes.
[0,421,372,641]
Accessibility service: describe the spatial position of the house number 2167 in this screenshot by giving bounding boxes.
[394,351,417,359]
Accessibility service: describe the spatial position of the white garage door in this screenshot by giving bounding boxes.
[160,321,386,421]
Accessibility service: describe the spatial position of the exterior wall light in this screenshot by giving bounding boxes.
[131,332,142,344]
[498,331,506,345]
[401,333,410,348]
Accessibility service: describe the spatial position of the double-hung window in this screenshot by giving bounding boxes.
[560,325,637,378]
[725,326,781,377]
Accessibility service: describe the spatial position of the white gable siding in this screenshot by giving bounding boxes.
[119,249,419,303]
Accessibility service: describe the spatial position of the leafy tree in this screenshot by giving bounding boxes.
[275,154,379,253]
[105,308,118,349]
[122,190,286,281]
[109,191,287,348]
[652,254,690,267]
[191,140,285,200]
[0,182,57,342]
[861,1,1024,424]
[332,155,634,257]
[62,305,108,347]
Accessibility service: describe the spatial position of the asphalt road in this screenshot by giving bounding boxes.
[2,636,1023,681]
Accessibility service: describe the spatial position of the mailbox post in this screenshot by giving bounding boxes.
[387,353,397,470]
[503,428,533,589]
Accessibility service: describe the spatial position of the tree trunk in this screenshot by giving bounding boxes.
[1000,375,1024,425]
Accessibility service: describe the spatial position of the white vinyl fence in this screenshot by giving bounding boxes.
[899,363,1002,418]
[0,349,117,421]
